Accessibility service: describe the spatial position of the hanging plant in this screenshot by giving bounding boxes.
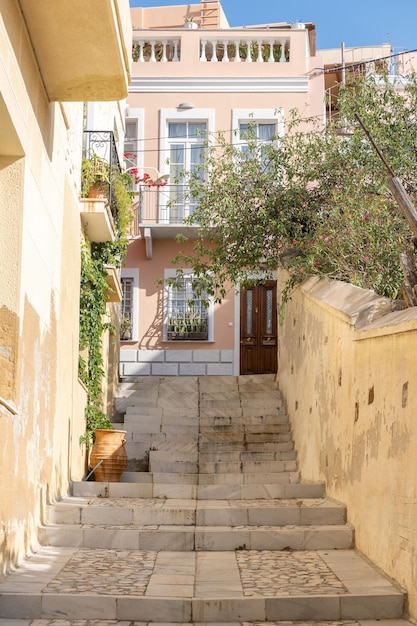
[78,165,135,448]
[78,242,113,448]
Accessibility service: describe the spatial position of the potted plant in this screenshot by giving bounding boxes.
[89,426,128,482]
[81,154,111,199]
[167,311,208,340]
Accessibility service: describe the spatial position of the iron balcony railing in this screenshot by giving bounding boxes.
[82,130,122,223]
[134,184,198,226]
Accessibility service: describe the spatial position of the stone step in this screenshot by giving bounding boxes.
[198,459,298,474]
[199,414,290,426]
[148,454,298,476]
[0,547,404,621]
[72,480,326,500]
[198,449,297,462]
[149,451,199,474]
[39,523,354,551]
[47,497,347,527]
[197,471,300,485]
[198,423,291,434]
[154,441,199,452]
[198,431,293,444]
[124,423,199,436]
[121,443,298,478]
[198,440,295,453]
[122,471,199,485]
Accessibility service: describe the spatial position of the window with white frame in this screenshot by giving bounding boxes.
[120,269,139,341]
[167,121,207,223]
[124,119,138,172]
[123,109,144,181]
[232,109,283,162]
[121,278,133,340]
[159,109,215,225]
[165,270,212,341]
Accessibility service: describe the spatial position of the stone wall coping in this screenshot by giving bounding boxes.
[299,276,417,339]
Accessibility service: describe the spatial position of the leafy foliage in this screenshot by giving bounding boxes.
[171,73,417,304]
[78,243,114,448]
[79,166,134,448]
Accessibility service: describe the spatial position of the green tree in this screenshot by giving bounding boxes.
[172,73,417,304]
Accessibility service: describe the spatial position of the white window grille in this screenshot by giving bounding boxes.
[121,277,134,340]
[166,274,209,341]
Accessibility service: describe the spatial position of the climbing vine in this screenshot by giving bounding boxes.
[79,166,134,448]
[79,242,113,447]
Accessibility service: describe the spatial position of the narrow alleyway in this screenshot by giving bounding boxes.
[0,376,407,625]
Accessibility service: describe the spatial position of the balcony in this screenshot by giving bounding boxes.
[79,199,116,243]
[81,131,124,239]
[131,28,311,91]
[19,0,132,101]
[105,266,123,303]
[130,185,201,241]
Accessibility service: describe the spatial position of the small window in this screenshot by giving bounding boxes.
[121,277,133,340]
[239,121,277,170]
[167,275,209,341]
[124,120,138,174]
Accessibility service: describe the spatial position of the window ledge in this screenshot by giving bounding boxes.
[162,340,215,344]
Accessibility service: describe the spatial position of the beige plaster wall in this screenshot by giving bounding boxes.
[278,272,417,618]
[0,3,86,574]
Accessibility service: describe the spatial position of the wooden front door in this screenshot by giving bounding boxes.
[240,282,277,375]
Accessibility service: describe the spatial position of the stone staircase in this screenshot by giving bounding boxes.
[0,375,405,623]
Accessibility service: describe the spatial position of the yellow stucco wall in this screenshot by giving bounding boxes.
[278,272,417,618]
[0,4,87,574]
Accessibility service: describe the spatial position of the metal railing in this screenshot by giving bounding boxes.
[82,130,122,223]
[137,184,197,225]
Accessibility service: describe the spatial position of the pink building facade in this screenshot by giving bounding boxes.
[120,0,325,378]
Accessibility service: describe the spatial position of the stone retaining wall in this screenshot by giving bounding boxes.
[278,272,417,620]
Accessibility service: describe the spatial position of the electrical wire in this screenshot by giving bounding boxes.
[123,47,417,158]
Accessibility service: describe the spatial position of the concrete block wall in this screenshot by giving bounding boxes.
[120,349,234,377]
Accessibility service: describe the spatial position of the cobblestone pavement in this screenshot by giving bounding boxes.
[0,619,406,626]
[236,551,347,596]
[43,550,157,596]
[0,619,370,626]
[39,548,347,597]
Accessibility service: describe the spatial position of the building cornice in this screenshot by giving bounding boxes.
[129,76,309,93]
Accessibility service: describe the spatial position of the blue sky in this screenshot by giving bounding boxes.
[129,0,417,53]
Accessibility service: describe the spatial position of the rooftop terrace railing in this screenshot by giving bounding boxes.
[132,32,294,64]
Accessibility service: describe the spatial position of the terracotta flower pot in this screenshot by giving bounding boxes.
[88,181,108,199]
[90,429,128,482]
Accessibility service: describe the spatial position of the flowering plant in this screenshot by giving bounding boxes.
[123,153,169,188]
[169,73,417,307]
[132,170,168,188]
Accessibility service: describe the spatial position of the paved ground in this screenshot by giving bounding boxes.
[0,546,394,599]
[35,548,346,597]
[0,619,413,626]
